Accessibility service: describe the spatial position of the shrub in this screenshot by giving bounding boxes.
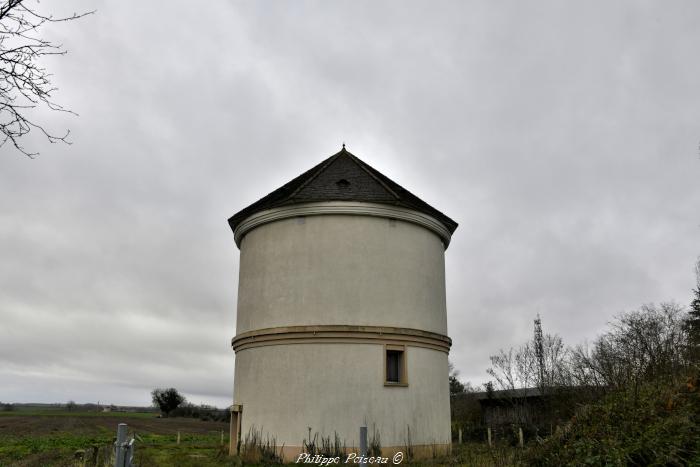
[524,377,700,466]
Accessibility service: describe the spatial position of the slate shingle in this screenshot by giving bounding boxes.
[228,147,458,234]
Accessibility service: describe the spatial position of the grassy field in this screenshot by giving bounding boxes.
[0,409,520,466]
[0,408,230,467]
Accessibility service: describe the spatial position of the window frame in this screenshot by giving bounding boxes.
[384,344,408,387]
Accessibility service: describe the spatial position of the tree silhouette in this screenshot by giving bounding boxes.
[448,360,465,396]
[151,388,185,417]
[686,258,700,364]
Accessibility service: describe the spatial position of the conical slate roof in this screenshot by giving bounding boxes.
[228,147,458,234]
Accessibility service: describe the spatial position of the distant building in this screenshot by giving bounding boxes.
[472,387,596,433]
[227,147,458,460]
[476,388,549,428]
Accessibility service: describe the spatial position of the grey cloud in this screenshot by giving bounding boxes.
[1,0,699,405]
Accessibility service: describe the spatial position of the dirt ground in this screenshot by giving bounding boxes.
[0,413,229,437]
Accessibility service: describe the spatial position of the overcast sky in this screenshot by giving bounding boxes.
[1,1,699,408]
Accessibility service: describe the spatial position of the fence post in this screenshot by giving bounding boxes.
[458,428,462,445]
[115,423,127,467]
[229,404,242,456]
[518,427,524,448]
[359,426,368,467]
[125,439,135,467]
[221,429,224,446]
[177,430,181,445]
[487,427,492,448]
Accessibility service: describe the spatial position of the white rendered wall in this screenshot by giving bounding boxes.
[233,209,452,451]
[235,213,447,335]
[233,342,451,448]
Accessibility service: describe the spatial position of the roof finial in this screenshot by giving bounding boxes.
[342,142,345,150]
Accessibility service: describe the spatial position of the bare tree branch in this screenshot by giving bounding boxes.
[0,0,93,157]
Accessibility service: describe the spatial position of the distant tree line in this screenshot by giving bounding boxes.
[170,403,230,422]
[486,302,690,397]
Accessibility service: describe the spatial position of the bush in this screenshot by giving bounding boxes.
[524,377,700,466]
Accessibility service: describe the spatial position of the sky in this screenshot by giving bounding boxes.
[1,1,699,408]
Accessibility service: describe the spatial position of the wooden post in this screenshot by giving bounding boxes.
[229,404,243,456]
[221,430,224,446]
[177,431,180,445]
[458,428,462,445]
[487,427,492,448]
[518,427,524,448]
[229,408,236,455]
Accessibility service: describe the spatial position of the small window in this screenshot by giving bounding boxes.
[384,345,407,386]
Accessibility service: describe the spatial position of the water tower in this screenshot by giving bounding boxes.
[228,147,458,460]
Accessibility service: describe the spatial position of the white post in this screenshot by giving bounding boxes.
[114,423,127,467]
[359,426,368,467]
[487,427,492,448]
[518,427,524,448]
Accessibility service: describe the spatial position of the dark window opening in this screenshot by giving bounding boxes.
[385,347,405,385]
[336,179,351,187]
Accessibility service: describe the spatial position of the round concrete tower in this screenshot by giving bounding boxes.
[228,147,458,461]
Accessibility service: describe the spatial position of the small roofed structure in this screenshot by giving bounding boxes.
[471,386,598,434]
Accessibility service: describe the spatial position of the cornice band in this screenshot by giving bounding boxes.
[231,325,452,354]
[233,201,453,248]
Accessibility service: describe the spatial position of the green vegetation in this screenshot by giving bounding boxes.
[449,260,700,465]
[525,378,700,466]
[1,432,112,462]
[0,406,524,467]
[0,431,233,466]
[0,410,230,466]
[516,301,700,466]
[0,415,523,467]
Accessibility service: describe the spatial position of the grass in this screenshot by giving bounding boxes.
[0,410,524,466]
[0,409,230,466]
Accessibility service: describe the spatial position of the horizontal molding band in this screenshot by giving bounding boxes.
[231,325,452,354]
[233,201,453,248]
